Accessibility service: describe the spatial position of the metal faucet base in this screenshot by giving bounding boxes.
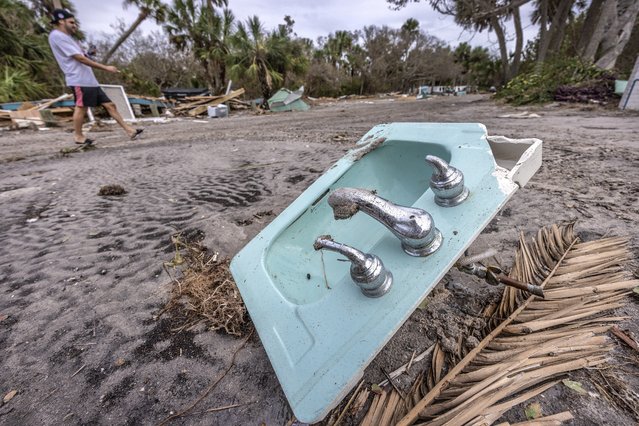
[361,270,393,297]
[434,187,470,207]
[402,228,443,257]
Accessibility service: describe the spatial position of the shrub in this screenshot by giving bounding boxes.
[497,58,609,105]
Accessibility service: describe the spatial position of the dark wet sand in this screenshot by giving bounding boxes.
[1,95,638,425]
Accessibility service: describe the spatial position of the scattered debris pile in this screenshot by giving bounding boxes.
[0,87,248,130]
[554,74,616,104]
[160,233,249,337]
[169,88,248,117]
[1,93,73,129]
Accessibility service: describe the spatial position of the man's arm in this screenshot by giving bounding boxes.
[72,54,119,73]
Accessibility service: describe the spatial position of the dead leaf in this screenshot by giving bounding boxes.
[0,314,8,322]
[114,358,126,367]
[633,286,638,295]
[562,379,587,395]
[525,402,543,419]
[3,390,17,403]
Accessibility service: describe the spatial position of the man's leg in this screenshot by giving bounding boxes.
[73,106,88,143]
[102,102,137,138]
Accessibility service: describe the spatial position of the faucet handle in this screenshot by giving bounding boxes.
[313,235,393,298]
[425,155,469,207]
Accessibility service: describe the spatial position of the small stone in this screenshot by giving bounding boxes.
[3,390,17,403]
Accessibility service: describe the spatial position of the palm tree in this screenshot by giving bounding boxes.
[323,30,354,69]
[229,15,291,102]
[0,0,54,101]
[164,0,232,93]
[102,0,168,63]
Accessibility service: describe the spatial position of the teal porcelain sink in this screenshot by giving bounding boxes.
[230,123,542,423]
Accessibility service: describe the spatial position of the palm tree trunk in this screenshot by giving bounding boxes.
[547,0,574,53]
[259,67,272,103]
[490,15,509,83]
[510,6,523,77]
[577,0,605,58]
[536,0,549,65]
[102,10,150,63]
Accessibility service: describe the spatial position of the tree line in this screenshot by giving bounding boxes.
[1,0,638,104]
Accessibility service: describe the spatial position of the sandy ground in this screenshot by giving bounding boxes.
[0,95,638,425]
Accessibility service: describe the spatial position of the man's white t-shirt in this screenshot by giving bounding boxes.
[48,29,99,87]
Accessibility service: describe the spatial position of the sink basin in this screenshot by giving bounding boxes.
[230,123,542,423]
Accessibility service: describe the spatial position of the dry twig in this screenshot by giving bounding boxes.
[161,234,248,336]
[157,329,253,425]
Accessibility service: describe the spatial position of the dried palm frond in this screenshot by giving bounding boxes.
[360,223,637,426]
[160,234,249,337]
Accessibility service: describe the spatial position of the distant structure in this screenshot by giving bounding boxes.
[619,57,639,110]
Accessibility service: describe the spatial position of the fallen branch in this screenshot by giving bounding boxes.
[377,344,434,387]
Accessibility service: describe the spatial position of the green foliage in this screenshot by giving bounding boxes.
[497,58,607,105]
[228,15,308,100]
[0,0,484,102]
[454,42,499,89]
[164,0,234,93]
[0,0,59,101]
[118,68,161,96]
[0,67,48,102]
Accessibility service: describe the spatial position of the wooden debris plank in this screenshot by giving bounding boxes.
[188,88,245,116]
[183,95,224,101]
[9,109,58,127]
[31,93,73,111]
[172,98,216,111]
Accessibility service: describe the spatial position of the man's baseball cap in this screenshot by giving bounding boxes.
[50,8,74,24]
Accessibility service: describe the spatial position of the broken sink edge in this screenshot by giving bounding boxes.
[230,122,542,423]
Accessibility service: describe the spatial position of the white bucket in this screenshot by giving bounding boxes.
[207,104,228,118]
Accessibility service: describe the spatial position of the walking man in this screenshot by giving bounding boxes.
[48,9,143,145]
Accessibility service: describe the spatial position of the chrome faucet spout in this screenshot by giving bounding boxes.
[313,236,368,265]
[327,188,442,257]
[314,235,392,297]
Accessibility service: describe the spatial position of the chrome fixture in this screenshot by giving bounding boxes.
[457,253,545,298]
[425,155,469,207]
[313,235,392,297]
[327,188,442,257]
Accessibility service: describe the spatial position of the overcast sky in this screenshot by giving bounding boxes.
[72,0,537,53]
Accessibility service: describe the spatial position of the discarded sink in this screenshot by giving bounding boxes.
[230,123,542,423]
